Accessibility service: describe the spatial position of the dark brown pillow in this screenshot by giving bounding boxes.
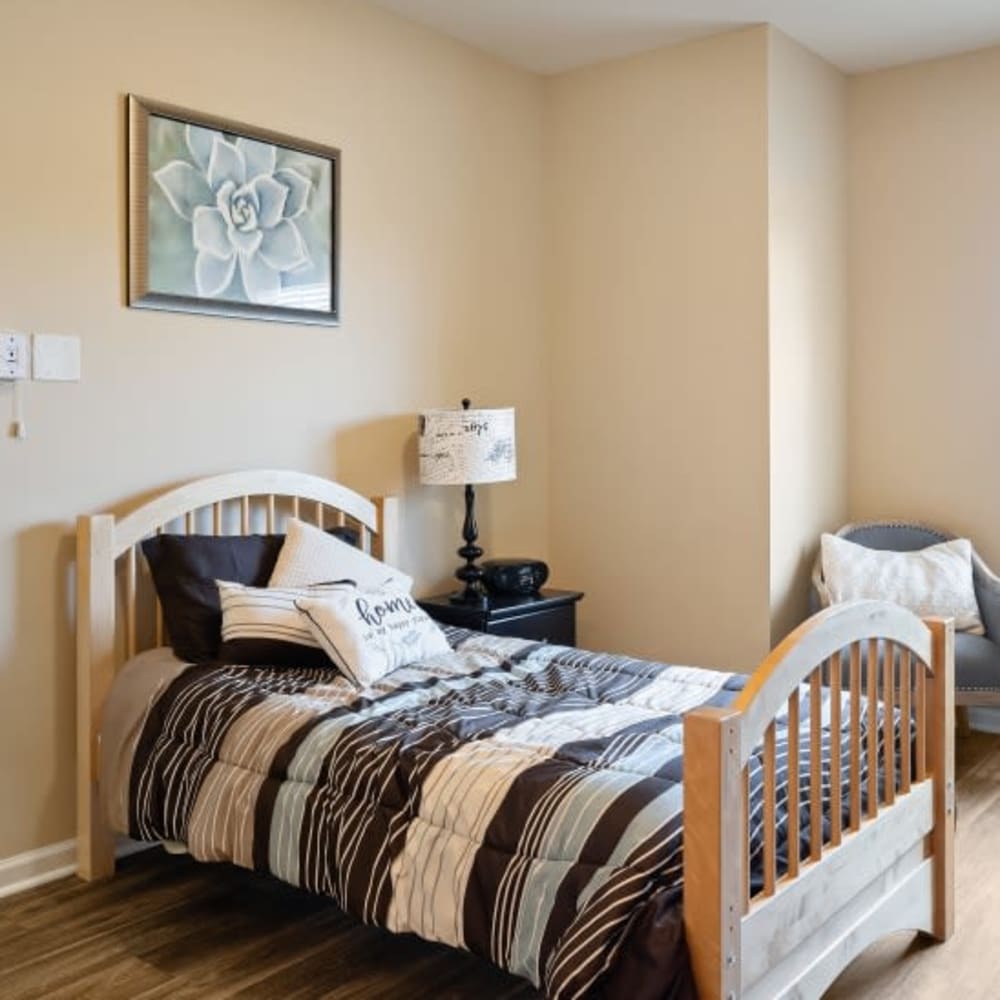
[141,528,359,663]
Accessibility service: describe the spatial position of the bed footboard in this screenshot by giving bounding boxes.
[683,600,955,1000]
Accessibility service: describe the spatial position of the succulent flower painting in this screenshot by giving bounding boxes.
[140,107,336,320]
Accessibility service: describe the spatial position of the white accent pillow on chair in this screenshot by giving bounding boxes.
[295,585,450,687]
[821,533,984,633]
[268,517,413,592]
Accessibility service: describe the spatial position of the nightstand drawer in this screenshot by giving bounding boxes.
[489,606,575,645]
[419,589,583,647]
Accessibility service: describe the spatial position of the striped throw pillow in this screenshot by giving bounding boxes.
[216,580,352,668]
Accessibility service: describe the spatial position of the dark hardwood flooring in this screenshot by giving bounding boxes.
[0,850,537,999]
[3,733,999,999]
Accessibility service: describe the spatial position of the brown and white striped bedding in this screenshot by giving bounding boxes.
[109,629,888,999]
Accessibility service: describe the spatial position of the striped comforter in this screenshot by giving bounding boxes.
[127,629,748,998]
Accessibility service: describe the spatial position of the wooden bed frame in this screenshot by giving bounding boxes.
[684,603,954,999]
[77,470,954,999]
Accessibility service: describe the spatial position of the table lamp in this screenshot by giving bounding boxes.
[418,399,517,604]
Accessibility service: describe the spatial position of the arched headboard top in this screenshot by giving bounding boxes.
[112,468,379,555]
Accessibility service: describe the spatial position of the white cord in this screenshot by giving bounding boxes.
[11,379,26,439]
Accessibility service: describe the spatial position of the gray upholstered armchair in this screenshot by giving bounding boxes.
[811,520,1000,713]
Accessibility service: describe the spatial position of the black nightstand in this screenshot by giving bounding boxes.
[418,590,584,646]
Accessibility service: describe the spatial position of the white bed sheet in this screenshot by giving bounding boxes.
[100,647,191,834]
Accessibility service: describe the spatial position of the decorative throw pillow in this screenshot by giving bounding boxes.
[296,585,450,687]
[217,580,353,668]
[141,528,359,663]
[268,518,413,592]
[821,533,984,634]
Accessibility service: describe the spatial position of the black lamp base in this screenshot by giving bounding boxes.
[450,482,488,605]
[449,562,488,603]
[449,584,488,606]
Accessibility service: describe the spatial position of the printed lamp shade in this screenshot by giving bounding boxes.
[419,406,517,486]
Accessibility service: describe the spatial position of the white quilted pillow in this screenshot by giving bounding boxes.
[821,533,984,633]
[296,585,450,687]
[269,517,413,592]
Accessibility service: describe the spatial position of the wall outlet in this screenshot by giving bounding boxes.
[0,332,29,380]
[32,333,81,381]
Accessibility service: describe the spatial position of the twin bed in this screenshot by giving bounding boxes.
[77,470,956,999]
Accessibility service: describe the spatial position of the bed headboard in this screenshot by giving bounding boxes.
[76,469,400,880]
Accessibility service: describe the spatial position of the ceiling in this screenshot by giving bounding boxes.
[370,0,1000,75]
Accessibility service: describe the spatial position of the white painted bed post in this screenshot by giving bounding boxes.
[76,513,118,881]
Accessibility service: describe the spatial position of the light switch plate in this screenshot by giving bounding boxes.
[0,332,30,380]
[32,333,81,381]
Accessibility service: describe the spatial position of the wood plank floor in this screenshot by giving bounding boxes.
[3,733,999,999]
[0,852,537,999]
[825,730,1000,999]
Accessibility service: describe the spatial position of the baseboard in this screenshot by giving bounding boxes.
[0,836,153,899]
[968,707,1000,735]
[0,839,76,899]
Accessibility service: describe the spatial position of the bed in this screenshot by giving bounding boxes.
[77,470,955,999]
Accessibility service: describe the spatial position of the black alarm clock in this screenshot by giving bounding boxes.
[482,558,549,596]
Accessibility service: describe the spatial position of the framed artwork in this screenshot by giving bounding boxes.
[128,95,340,325]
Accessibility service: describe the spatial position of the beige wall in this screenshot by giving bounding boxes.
[767,30,849,642]
[545,29,773,670]
[0,0,550,860]
[10,0,979,865]
[848,46,1000,568]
